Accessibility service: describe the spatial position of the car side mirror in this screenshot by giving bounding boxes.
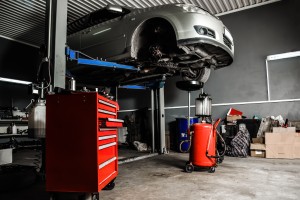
[105,4,123,13]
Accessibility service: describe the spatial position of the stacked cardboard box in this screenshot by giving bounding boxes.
[226,108,243,125]
[250,143,266,158]
[250,127,300,159]
[250,137,266,158]
[226,115,242,123]
[265,127,300,159]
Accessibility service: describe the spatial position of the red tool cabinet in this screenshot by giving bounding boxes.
[46,92,121,193]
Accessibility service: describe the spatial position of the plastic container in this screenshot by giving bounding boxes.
[12,123,17,134]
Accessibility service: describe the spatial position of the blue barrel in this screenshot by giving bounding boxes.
[176,117,199,152]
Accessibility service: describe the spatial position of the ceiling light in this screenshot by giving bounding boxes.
[0,77,32,85]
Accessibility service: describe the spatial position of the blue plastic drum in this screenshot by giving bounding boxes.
[176,117,199,153]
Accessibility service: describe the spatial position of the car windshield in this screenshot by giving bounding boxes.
[67,6,131,35]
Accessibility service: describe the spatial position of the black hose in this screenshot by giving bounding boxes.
[179,140,190,153]
[217,130,226,157]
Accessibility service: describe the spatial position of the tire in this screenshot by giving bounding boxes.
[208,167,215,173]
[217,156,224,164]
[78,193,99,200]
[92,193,99,200]
[103,180,115,190]
[185,164,194,173]
[49,193,58,200]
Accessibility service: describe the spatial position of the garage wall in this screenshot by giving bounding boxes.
[118,0,300,130]
[0,37,39,109]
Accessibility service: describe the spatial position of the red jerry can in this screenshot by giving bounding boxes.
[186,119,221,173]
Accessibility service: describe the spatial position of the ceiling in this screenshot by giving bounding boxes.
[0,0,280,48]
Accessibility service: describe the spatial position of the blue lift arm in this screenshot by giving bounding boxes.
[66,47,139,71]
[66,47,165,90]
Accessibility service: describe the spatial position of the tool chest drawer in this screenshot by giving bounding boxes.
[98,135,117,146]
[98,143,117,164]
[98,96,118,111]
[98,159,117,188]
[98,128,117,136]
[99,118,124,128]
[98,109,117,119]
[98,100,117,113]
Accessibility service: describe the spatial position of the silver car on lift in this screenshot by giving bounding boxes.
[67,4,234,83]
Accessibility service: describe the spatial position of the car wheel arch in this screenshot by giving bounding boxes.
[130,17,178,60]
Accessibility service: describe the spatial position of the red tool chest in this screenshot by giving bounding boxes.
[46,92,121,193]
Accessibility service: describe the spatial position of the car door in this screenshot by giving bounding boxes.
[80,17,127,60]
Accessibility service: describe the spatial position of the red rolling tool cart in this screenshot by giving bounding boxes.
[46,92,122,198]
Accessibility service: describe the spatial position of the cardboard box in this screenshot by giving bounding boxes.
[226,115,242,122]
[294,145,300,158]
[251,150,266,158]
[265,133,297,145]
[294,133,300,144]
[272,127,296,133]
[252,137,264,144]
[250,143,266,158]
[265,144,294,159]
[265,132,300,159]
[250,143,266,150]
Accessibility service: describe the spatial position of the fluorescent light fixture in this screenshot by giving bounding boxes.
[267,51,300,61]
[0,77,32,85]
[93,28,111,36]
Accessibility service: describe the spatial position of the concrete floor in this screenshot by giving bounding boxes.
[100,153,300,200]
[1,151,300,200]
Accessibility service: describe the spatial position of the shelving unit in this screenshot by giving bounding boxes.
[0,120,28,134]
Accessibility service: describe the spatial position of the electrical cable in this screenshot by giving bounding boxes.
[35,57,51,90]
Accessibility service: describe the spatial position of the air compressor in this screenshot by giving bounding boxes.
[185,93,226,173]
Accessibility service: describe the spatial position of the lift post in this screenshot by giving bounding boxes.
[46,0,68,90]
[151,87,166,154]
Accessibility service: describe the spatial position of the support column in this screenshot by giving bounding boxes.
[151,87,166,154]
[151,89,155,153]
[158,87,166,154]
[188,91,191,128]
[46,0,68,89]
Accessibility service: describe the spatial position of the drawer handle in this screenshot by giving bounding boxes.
[107,118,124,123]
[99,157,116,169]
[99,128,117,131]
[99,142,116,150]
[99,135,117,140]
[98,100,116,108]
[98,109,116,116]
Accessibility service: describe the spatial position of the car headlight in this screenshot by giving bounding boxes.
[176,4,207,15]
[194,25,216,38]
[224,28,233,43]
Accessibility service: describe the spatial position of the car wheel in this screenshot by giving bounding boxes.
[182,67,211,82]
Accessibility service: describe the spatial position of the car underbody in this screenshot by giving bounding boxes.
[123,19,233,83]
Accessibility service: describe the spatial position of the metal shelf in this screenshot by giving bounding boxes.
[0,120,28,124]
[0,134,28,138]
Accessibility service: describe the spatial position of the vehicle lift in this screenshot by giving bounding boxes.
[37,0,167,199]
